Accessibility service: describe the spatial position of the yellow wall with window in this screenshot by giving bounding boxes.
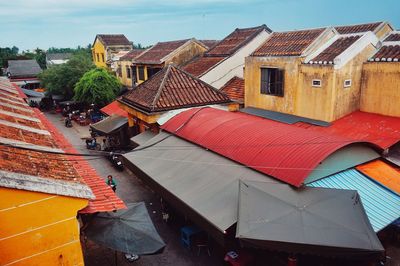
[117,60,135,87]
[92,39,107,68]
[0,187,88,266]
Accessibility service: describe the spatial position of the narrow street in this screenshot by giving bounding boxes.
[45,112,223,266]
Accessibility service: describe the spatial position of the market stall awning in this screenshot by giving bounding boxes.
[308,169,400,232]
[90,114,128,135]
[22,88,45,98]
[123,132,278,232]
[237,180,384,259]
[84,202,165,255]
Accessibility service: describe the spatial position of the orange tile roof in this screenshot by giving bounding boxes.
[385,32,400,42]
[133,39,190,64]
[357,160,400,195]
[253,28,326,57]
[220,76,244,103]
[370,45,400,62]
[182,56,226,77]
[335,22,383,34]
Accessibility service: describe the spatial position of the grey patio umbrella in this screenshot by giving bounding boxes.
[236,181,384,259]
[84,202,165,255]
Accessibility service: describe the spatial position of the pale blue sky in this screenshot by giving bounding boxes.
[1,0,399,51]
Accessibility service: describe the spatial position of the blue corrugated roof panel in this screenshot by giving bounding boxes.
[308,169,400,232]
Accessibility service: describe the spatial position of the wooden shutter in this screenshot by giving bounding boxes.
[277,69,284,96]
[260,68,269,94]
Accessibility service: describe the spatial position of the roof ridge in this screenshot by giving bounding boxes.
[151,64,173,111]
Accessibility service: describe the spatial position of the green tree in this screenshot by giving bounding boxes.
[74,68,121,106]
[39,52,94,99]
[34,48,46,69]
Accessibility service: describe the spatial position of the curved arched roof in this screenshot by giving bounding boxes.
[161,108,374,187]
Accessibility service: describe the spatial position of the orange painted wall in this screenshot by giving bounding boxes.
[0,187,88,266]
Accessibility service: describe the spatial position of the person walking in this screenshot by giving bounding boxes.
[106,175,117,192]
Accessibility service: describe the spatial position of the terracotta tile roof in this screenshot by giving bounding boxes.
[369,45,400,62]
[121,65,232,113]
[309,35,361,64]
[220,76,244,103]
[384,32,400,42]
[182,56,226,77]
[119,49,145,61]
[198,40,220,49]
[335,22,383,34]
[253,28,326,56]
[97,34,131,46]
[100,100,128,118]
[0,79,125,212]
[133,39,190,64]
[206,25,271,56]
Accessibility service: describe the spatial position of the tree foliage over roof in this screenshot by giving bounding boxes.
[74,68,121,107]
[39,51,94,99]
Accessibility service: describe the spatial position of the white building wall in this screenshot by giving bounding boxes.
[200,30,271,89]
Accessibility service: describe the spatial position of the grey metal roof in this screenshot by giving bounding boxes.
[308,169,400,232]
[130,131,156,146]
[237,180,384,258]
[90,114,128,135]
[7,60,42,78]
[123,132,278,232]
[240,107,330,126]
[46,53,72,61]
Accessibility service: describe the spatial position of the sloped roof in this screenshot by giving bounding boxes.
[206,25,271,56]
[253,28,326,56]
[120,49,145,61]
[384,32,400,42]
[46,53,72,61]
[198,39,220,49]
[182,56,226,77]
[7,60,42,78]
[369,45,400,62]
[309,35,361,64]
[220,76,244,103]
[97,34,131,46]
[302,111,400,149]
[0,78,125,212]
[161,108,367,187]
[120,65,231,113]
[133,39,190,64]
[100,100,128,118]
[335,22,383,34]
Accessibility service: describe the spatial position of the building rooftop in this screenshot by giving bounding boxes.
[133,39,190,65]
[253,28,326,57]
[96,34,131,46]
[198,39,220,49]
[7,60,42,78]
[220,76,244,103]
[120,65,231,113]
[119,49,145,61]
[369,45,400,62]
[309,35,361,64]
[182,55,226,77]
[334,21,384,34]
[384,32,400,42]
[46,53,72,61]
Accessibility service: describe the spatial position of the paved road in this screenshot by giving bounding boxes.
[45,113,223,266]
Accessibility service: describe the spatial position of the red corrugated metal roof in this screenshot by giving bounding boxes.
[301,111,400,150]
[161,108,363,187]
[100,100,128,118]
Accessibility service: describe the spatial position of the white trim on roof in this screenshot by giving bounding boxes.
[0,87,18,95]
[0,97,28,107]
[0,91,24,101]
[0,137,64,153]
[0,109,40,122]
[0,102,32,112]
[0,119,50,135]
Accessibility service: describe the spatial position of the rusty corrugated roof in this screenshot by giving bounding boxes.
[121,65,231,113]
[161,108,364,187]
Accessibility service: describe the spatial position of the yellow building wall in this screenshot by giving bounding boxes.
[375,23,394,40]
[92,39,107,68]
[360,62,400,117]
[135,65,150,85]
[0,187,88,266]
[117,60,134,87]
[244,56,301,115]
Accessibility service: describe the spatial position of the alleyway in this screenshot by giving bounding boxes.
[45,112,223,266]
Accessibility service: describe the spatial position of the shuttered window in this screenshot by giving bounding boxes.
[138,66,145,81]
[126,66,131,79]
[260,68,284,96]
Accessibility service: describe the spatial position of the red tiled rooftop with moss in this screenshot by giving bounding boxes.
[220,76,245,103]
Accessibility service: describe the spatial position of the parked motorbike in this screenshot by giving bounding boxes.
[85,139,101,150]
[64,117,72,128]
[108,152,124,171]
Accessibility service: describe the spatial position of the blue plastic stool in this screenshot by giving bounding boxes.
[180,225,202,249]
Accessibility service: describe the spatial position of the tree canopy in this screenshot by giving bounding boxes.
[39,51,94,99]
[74,68,121,106]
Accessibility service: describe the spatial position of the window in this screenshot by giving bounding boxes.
[260,68,284,96]
[101,53,105,62]
[312,79,322,87]
[147,67,161,79]
[117,66,122,77]
[138,66,145,81]
[126,66,131,79]
[344,79,352,88]
[96,53,100,62]
[131,66,137,84]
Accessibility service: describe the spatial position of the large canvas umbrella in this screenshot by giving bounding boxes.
[236,181,384,259]
[84,202,165,255]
